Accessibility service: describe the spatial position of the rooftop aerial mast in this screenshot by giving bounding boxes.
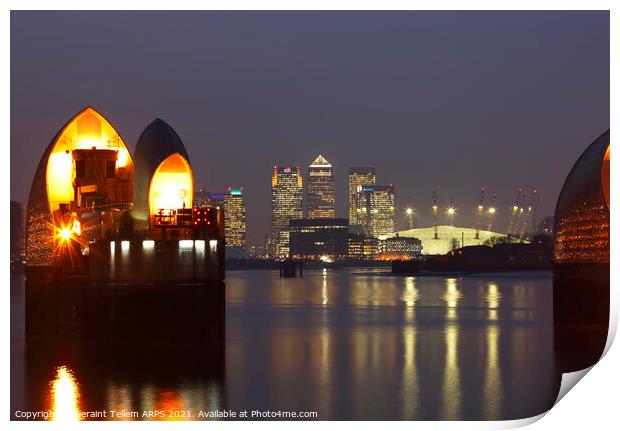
[514,190,527,239]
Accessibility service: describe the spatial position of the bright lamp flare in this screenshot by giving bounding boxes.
[59,228,72,241]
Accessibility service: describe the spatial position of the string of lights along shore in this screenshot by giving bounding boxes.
[189,153,542,261]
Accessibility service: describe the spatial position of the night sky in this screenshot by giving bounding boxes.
[10,11,609,245]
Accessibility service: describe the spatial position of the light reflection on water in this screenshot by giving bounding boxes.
[224,269,557,420]
[441,324,461,420]
[50,366,80,422]
[12,269,559,421]
[486,283,501,321]
[484,325,502,420]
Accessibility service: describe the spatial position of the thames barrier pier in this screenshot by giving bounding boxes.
[553,130,610,372]
[24,107,225,344]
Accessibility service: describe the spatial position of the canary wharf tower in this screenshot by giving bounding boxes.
[271,165,303,258]
[307,154,335,219]
[348,167,376,225]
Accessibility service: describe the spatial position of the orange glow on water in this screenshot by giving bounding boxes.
[156,389,185,421]
[50,366,81,422]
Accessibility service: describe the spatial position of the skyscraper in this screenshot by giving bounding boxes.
[307,154,335,219]
[348,167,376,225]
[289,218,349,260]
[356,184,395,237]
[224,187,247,250]
[194,189,210,207]
[194,190,225,208]
[271,165,303,258]
[207,192,226,208]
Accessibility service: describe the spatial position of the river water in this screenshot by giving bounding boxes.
[10,268,560,421]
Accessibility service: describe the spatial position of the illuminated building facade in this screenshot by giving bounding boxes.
[25,107,134,266]
[209,193,226,208]
[378,236,423,260]
[224,188,246,249]
[348,167,375,225]
[211,193,226,208]
[194,189,210,207]
[195,190,225,209]
[289,218,349,260]
[347,235,378,260]
[356,184,395,237]
[307,154,335,219]
[271,165,303,258]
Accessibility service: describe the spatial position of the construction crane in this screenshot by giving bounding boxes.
[506,188,522,236]
[518,189,538,240]
[447,196,456,227]
[475,187,485,239]
[514,191,527,240]
[486,193,497,232]
[432,190,439,239]
[531,189,539,235]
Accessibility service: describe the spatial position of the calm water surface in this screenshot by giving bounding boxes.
[11,269,560,420]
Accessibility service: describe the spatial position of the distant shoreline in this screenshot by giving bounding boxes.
[224,259,553,276]
[225,259,392,271]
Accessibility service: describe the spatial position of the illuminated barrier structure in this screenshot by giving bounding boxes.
[87,118,225,284]
[25,106,134,269]
[149,153,194,233]
[553,129,609,373]
[25,110,224,284]
[133,119,193,229]
[24,110,225,342]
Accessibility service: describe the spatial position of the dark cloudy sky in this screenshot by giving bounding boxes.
[11,11,609,245]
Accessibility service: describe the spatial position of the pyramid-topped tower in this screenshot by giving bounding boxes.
[310,154,332,168]
[307,154,335,219]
